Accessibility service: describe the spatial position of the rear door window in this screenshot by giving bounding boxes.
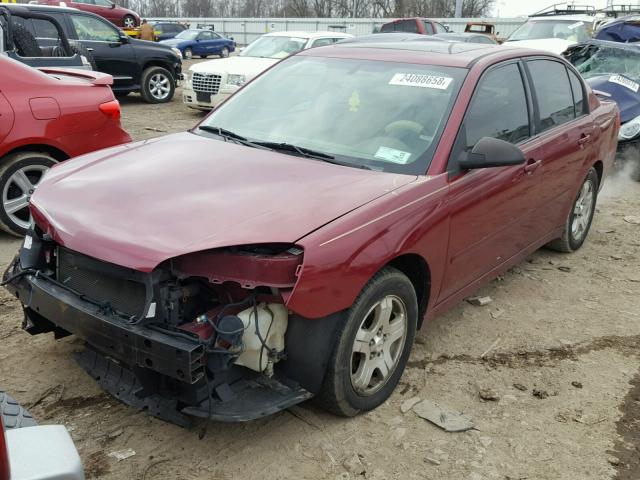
[70,14,120,42]
[567,69,587,116]
[527,59,575,132]
[32,14,67,39]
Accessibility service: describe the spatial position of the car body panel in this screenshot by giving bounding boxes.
[30,132,417,271]
[0,56,131,160]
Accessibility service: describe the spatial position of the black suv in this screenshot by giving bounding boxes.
[4,4,182,103]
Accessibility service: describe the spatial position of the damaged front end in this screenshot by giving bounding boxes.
[3,228,313,426]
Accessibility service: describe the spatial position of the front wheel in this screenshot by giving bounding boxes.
[140,66,175,104]
[546,167,599,252]
[316,267,417,417]
[0,152,57,236]
[220,47,230,58]
[184,47,193,60]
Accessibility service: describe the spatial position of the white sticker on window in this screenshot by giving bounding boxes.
[389,73,453,90]
[23,235,33,250]
[375,146,412,164]
[567,21,584,30]
[609,74,640,93]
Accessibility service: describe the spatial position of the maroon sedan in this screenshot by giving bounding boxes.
[4,40,619,424]
[36,0,140,29]
[0,56,131,236]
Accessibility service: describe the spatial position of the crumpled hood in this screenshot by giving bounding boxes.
[31,132,416,271]
[189,56,278,77]
[504,38,575,55]
[587,74,640,124]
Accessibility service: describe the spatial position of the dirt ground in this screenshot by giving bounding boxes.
[1,59,640,480]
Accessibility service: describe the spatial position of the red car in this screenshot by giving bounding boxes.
[36,0,140,29]
[3,40,619,425]
[380,17,449,34]
[0,56,131,236]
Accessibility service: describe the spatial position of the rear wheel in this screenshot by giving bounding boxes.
[220,47,230,58]
[0,152,57,237]
[316,267,417,416]
[546,167,598,253]
[140,66,174,104]
[123,15,137,29]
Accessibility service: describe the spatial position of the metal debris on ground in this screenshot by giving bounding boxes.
[513,383,527,391]
[467,296,492,306]
[412,399,474,432]
[571,381,583,389]
[557,266,571,272]
[481,338,501,358]
[532,389,549,400]
[623,215,640,225]
[108,448,137,461]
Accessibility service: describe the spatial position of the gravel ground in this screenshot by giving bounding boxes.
[1,59,639,479]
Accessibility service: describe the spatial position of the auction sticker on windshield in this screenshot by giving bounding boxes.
[609,75,640,93]
[375,146,412,164]
[389,73,453,90]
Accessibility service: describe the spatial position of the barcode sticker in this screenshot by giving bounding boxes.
[389,73,453,90]
[609,75,640,93]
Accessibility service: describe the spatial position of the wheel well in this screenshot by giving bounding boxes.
[387,254,430,328]
[593,160,604,186]
[143,61,175,78]
[1,145,68,164]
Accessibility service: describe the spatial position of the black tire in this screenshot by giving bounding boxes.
[114,91,130,98]
[184,47,193,60]
[200,55,209,59]
[12,23,41,57]
[1,390,37,430]
[0,152,57,237]
[140,66,175,104]
[70,41,97,70]
[316,267,418,417]
[123,14,137,29]
[220,47,230,58]
[546,167,599,253]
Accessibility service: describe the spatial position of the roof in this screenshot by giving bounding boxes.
[1,3,78,13]
[302,37,536,68]
[528,14,595,22]
[263,31,353,39]
[598,13,640,27]
[433,32,492,41]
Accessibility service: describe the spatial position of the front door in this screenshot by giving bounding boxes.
[439,61,543,301]
[68,13,136,89]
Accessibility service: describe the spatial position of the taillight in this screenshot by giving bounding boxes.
[0,417,10,480]
[99,100,121,120]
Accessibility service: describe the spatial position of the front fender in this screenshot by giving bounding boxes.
[287,174,451,319]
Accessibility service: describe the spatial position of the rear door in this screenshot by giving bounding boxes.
[439,60,544,300]
[524,58,595,234]
[67,13,137,88]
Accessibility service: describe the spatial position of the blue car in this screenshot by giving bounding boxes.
[565,39,640,180]
[160,29,235,59]
[150,22,188,42]
[595,14,640,43]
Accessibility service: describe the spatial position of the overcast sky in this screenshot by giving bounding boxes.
[492,0,611,17]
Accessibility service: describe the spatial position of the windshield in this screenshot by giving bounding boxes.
[508,19,592,42]
[196,56,466,174]
[569,44,640,80]
[175,30,199,40]
[240,36,308,59]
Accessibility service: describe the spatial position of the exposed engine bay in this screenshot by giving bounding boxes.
[4,229,317,426]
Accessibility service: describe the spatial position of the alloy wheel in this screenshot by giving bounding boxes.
[2,164,49,231]
[123,16,136,29]
[350,295,408,396]
[149,73,171,101]
[571,178,595,242]
[221,47,229,58]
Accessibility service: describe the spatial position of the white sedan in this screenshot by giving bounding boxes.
[182,31,353,110]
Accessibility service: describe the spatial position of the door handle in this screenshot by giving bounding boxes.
[524,159,542,175]
[578,134,592,146]
[86,48,94,52]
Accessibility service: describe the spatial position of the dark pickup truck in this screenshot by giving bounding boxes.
[3,4,182,103]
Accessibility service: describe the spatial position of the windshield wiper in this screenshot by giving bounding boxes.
[252,141,335,160]
[198,125,249,142]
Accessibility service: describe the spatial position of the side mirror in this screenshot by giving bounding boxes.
[119,33,130,43]
[459,137,525,170]
[110,2,116,8]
